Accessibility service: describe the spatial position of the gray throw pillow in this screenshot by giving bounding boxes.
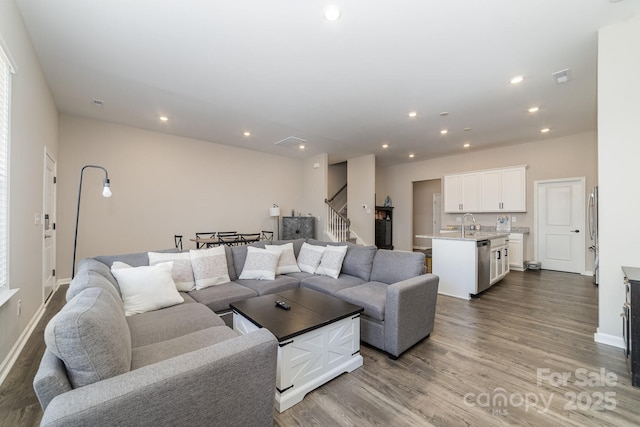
[45,287,132,388]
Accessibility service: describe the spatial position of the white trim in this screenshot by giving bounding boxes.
[594,330,625,349]
[0,287,18,307]
[0,300,47,386]
[0,35,16,74]
[0,281,65,387]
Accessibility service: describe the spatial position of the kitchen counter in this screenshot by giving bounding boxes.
[443,225,530,234]
[415,232,510,242]
[420,232,511,300]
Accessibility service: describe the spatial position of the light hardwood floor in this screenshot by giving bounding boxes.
[2,270,639,426]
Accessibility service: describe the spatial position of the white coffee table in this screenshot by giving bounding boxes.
[230,288,364,412]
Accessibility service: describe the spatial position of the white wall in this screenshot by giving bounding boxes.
[596,15,640,347]
[299,153,328,239]
[347,154,375,245]
[57,115,303,278]
[377,131,598,269]
[0,1,58,375]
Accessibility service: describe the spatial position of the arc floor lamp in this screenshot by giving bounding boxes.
[72,165,112,279]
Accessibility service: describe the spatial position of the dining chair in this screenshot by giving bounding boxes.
[260,231,274,242]
[240,233,261,245]
[217,231,240,246]
[195,232,216,248]
[174,235,183,251]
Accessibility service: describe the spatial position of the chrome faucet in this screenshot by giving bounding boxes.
[461,213,476,238]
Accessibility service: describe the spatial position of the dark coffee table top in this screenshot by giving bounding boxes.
[230,288,363,341]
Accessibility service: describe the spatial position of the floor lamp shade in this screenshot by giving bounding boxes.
[269,207,281,217]
[72,165,112,279]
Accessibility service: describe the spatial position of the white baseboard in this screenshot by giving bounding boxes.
[0,303,46,386]
[0,280,66,387]
[583,270,593,277]
[594,330,625,349]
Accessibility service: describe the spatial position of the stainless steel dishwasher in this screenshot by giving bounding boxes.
[476,240,491,294]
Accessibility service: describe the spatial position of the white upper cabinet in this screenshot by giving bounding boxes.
[480,166,526,212]
[445,166,526,213]
[443,173,480,212]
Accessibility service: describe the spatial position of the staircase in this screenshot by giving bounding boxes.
[325,183,356,243]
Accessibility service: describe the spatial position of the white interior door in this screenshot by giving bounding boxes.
[536,178,585,273]
[43,151,56,302]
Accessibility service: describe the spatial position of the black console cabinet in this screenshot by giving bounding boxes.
[622,266,640,387]
[375,206,393,250]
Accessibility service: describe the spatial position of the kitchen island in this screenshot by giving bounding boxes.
[416,231,510,300]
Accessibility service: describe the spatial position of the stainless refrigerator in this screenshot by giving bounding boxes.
[588,186,599,285]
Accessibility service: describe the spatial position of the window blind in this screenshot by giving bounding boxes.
[0,46,12,290]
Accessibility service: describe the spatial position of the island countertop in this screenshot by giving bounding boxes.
[415,232,510,242]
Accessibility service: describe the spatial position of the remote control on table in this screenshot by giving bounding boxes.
[275,300,291,310]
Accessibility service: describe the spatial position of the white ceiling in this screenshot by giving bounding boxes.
[15,0,640,167]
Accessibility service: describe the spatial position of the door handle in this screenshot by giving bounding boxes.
[570,230,580,233]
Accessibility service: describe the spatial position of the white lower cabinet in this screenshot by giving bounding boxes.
[508,233,526,271]
[490,237,509,285]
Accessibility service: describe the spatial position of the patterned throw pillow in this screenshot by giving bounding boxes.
[297,242,326,274]
[315,245,348,279]
[148,251,195,291]
[189,246,231,290]
[265,242,301,274]
[238,246,281,280]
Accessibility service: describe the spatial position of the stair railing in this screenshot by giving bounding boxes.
[325,198,350,242]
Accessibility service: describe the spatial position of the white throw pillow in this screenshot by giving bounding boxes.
[315,245,348,279]
[239,246,281,280]
[265,243,301,274]
[110,262,184,316]
[189,246,231,290]
[297,243,326,274]
[111,261,132,270]
[148,251,195,292]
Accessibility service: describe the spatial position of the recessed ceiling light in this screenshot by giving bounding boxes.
[382,144,389,149]
[408,111,417,118]
[440,129,448,135]
[299,144,305,150]
[540,128,550,133]
[324,6,341,21]
[243,131,251,137]
[439,112,449,116]
[464,127,472,131]
[409,154,415,158]
[463,143,471,148]
[528,106,540,113]
[159,116,168,122]
[91,99,104,108]
[510,75,525,84]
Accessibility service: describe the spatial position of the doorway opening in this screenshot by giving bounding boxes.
[413,179,442,251]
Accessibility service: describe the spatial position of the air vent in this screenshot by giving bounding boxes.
[552,68,571,84]
[274,136,307,147]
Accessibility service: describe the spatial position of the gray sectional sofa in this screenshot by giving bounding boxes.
[34,239,438,426]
